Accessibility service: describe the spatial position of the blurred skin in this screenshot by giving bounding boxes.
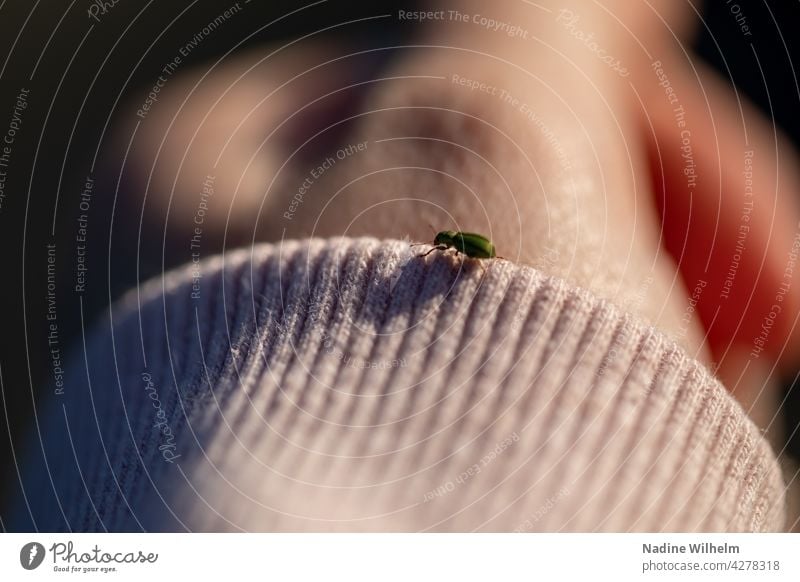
[127,1,800,445]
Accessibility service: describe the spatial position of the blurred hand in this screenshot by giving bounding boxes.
[127,1,800,433]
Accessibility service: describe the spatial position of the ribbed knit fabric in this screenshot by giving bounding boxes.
[11,238,786,531]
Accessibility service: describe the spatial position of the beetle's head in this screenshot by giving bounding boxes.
[433,231,456,246]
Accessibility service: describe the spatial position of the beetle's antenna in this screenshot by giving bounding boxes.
[427,223,437,235]
[417,245,446,258]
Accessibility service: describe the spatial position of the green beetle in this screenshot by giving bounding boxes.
[412,230,498,259]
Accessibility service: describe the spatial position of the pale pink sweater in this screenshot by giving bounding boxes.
[12,238,786,531]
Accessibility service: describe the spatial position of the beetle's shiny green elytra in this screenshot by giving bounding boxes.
[413,230,497,259]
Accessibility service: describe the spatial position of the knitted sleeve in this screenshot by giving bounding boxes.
[11,238,786,531]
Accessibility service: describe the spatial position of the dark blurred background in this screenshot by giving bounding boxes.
[0,0,799,525]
